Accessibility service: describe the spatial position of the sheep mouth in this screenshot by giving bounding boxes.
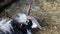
[13,23,27,30]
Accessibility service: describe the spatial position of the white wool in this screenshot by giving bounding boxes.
[0,19,13,34]
[15,13,28,25]
[31,21,37,28]
[0,19,7,26]
[27,30,32,34]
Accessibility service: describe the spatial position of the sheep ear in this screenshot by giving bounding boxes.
[31,17,42,30]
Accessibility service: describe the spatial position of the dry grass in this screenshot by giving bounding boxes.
[33,0,60,34]
[40,0,60,12]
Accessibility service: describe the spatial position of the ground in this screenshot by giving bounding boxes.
[1,0,60,34]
